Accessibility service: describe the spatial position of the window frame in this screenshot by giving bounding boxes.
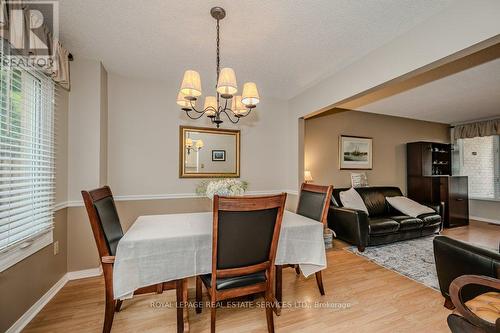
[0,54,55,272]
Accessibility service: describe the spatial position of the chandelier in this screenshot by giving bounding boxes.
[177,7,260,128]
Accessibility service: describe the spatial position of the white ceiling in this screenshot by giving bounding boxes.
[359,57,500,124]
[59,0,453,99]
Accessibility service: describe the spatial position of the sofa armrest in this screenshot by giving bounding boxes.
[327,207,369,250]
[433,236,500,302]
[423,202,445,219]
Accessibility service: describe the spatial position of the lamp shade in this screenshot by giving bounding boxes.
[204,96,217,116]
[176,91,191,108]
[241,82,260,106]
[217,67,238,96]
[185,137,193,148]
[195,140,204,149]
[304,170,313,182]
[231,95,246,115]
[180,70,202,98]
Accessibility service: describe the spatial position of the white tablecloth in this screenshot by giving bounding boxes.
[113,211,326,299]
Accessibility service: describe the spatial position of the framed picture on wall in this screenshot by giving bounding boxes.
[339,135,373,170]
[212,150,226,161]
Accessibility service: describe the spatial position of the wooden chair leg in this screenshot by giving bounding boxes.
[115,299,123,312]
[275,265,282,305]
[102,264,115,333]
[294,265,301,276]
[195,277,202,314]
[176,279,189,333]
[210,302,217,333]
[103,287,115,333]
[315,271,325,296]
[265,300,275,332]
[265,290,275,333]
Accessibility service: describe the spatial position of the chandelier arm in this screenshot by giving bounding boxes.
[235,108,253,118]
[188,100,207,114]
[185,110,208,120]
[220,109,240,124]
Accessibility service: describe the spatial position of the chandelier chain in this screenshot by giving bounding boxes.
[216,18,220,82]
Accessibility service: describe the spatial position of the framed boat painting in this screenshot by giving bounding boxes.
[339,135,373,170]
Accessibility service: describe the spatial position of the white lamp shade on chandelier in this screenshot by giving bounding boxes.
[217,67,238,96]
[241,82,260,107]
[177,91,191,108]
[231,95,246,115]
[180,70,202,98]
[203,96,217,116]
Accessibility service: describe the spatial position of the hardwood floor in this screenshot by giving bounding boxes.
[24,221,499,333]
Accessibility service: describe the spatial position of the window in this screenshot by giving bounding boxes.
[454,136,500,200]
[0,49,55,270]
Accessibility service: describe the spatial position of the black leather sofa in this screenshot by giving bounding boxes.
[433,236,500,307]
[327,186,443,251]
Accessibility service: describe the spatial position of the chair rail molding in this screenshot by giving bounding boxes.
[57,190,299,209]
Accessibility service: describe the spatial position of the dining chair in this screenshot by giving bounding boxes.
[82,186,184,333]
[447,275,499,333]
[275,183,333,305]
[195,193,287,333]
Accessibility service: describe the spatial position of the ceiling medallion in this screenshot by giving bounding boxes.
[177,7,260,128]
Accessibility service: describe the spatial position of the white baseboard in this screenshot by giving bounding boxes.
[6,274,68,333]
[66,266,102,280]
[6,267,103,333]
[470,216,500,225]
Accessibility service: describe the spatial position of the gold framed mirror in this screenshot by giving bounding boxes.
[179,126,240,178]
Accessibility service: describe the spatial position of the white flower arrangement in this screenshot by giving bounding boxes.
[196,179,249,199]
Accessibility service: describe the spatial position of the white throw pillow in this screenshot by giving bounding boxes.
[386,196,435,218]
[339,188,369,215]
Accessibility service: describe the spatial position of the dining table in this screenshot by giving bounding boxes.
[113,210,327,332]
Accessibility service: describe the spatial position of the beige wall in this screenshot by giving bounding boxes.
[68,59,108,201]
[1,86,69,332]
[107,72,290,197]
[66,67,295,272]
[99,63,109,186]
[304,109,450,191]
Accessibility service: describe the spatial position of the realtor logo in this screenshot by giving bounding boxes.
[0,0,59,69]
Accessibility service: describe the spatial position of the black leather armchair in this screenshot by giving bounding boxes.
[327,187,442,251]
[433,236,500,308]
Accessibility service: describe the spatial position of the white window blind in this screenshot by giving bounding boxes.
[0,49,56,253]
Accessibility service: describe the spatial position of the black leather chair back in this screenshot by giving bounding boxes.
[216,208,279,270]
[82,186,124,257]
[331,186,402,216]
[93,196,124,256]
[296,190,328,222]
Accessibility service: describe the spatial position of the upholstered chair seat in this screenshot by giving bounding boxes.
[462,292,500,324]
[200,271,267,290]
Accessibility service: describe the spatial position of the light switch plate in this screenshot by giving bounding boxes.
[53,241,59,255]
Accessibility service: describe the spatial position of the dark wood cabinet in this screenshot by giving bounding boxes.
[407,142,469,228]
